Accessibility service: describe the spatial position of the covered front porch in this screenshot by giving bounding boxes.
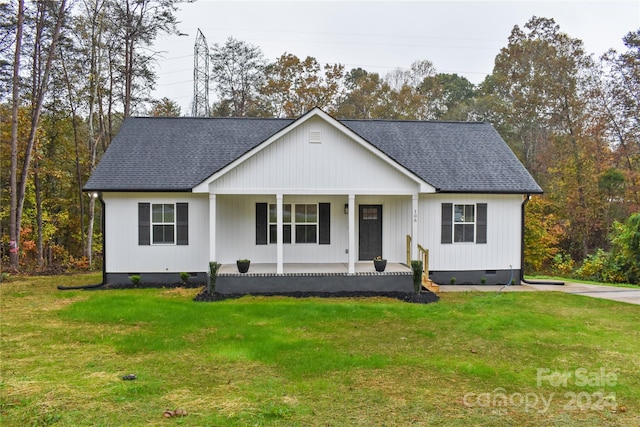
[218,262,411,275]
[215,262,414,294]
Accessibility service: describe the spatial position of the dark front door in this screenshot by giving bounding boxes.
[359,205,382,260]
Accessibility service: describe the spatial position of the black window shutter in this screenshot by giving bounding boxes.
[319,203,330,245]
[138,203,150,245]
[476,203,487,244]
[256,203,268,245]
[176,203,189,245]
[441,203,452,244]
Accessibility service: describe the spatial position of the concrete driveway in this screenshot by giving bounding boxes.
[525,282,640,305]
[438,282,640,305]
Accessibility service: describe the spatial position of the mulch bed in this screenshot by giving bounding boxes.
[194,289,439,304]
[58,282,439,304]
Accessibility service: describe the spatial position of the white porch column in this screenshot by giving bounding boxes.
[412,194,419,260]
[348,194,356,274]
[276,194,284,274]
[209,194,216,262]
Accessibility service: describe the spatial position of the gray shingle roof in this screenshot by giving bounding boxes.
[84,115,542,194]
[342,120,542,193]
[84,117,293,191]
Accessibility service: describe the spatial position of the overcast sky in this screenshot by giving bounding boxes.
[150,0,640,114]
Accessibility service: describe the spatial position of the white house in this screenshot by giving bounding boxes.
[84,108,542,292]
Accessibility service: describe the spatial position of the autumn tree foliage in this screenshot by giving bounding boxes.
[259,53,344,118]
[2,0,184,272]
[2,5,639,283]
[149,97,182,117]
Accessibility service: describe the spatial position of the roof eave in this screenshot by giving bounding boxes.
[82,187,193,193]
[436,189,544,195]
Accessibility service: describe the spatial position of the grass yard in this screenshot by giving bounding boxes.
[1,273,639,426]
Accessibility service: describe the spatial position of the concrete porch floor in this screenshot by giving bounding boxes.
[218,262,411,275]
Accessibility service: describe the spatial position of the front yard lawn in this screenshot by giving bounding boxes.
[1,273,639,426]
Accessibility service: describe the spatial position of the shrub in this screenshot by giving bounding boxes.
[410,260,423,294]
[129,275,141,285]
[576,249,610,282]
[610,213,640,284]
[551,253,574,277]
[208,261,221,293]
[180,272,190,284]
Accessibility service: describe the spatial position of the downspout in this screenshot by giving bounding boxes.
[58,193,106,290]
[100,193,106,285]
[520,194,564,286]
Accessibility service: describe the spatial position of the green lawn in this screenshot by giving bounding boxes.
[1,273,639,426]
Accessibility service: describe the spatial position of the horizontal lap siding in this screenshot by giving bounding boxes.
[419,194,522,271]
[104,193,209,273]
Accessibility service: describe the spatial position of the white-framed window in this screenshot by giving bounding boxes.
[269,204,292,243]
[454,204,475,243]
[152,203,175,244]
[266,203,318,244]
[295,204,317,244]
[257,203,329,246]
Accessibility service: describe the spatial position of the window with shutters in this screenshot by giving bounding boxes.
[257,203,330,245]
[441,203,487,244]
[138,202,188,246]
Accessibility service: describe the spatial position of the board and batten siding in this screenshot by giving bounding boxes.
[207,116,421,195]
[103,193,209,273]
[357,195,413,262]
[419,194,523,272]
[214,194,414,264]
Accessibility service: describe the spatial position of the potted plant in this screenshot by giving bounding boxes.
[236,259,250,273]
[373,256,387,272]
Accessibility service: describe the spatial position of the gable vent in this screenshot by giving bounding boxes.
[309,130,322,144]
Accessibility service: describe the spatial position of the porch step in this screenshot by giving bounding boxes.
[422,277,439,293]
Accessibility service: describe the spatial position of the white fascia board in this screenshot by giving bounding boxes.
[209,187,425,195]
[192,107,436,194]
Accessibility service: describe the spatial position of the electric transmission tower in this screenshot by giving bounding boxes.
[192,29,210,117]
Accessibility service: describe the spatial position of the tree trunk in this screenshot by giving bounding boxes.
[35,169,44,269]
[86,2,105,267]
[58,47,87,260]
[9,0,25,271]
[14,0,67,272]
